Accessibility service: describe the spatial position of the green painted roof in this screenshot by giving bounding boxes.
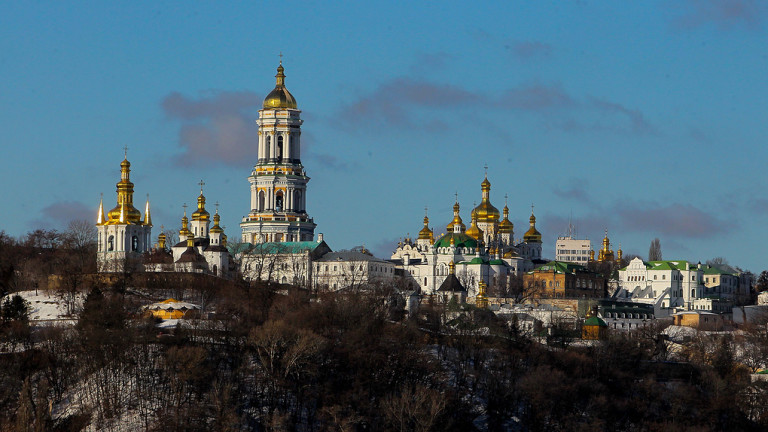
[246,241,326,254]
[529,260,587,274]
[703,266,729,275]
[433,232,478,249]
[644,260,693,271]
[584,316,608,327]
[489,259,506,266]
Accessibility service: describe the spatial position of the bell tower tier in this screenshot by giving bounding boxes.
[240,62,316,243]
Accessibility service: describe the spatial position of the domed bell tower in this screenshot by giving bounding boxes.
[241,61,316,243]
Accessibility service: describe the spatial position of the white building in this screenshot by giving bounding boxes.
[616,257,730,317]
[555,236,591,264]
[313,250,395,290]
[390,176,542,299]
[96,156,153,272]
[240,62,316,244]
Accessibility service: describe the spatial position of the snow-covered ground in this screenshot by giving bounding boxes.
[2,290,81,324]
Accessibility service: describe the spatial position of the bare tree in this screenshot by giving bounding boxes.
[648,238,662,261]
[706,257,729,267]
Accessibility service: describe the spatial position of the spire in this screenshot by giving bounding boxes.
[179,203,192,240]
[263,58,297,109]
[97,194,106,225]
[143,194,152,226]
[106,154,142,224]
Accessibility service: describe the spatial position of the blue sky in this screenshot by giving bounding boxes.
[1,1,767,272]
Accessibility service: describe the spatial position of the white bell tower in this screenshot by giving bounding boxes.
[241,62,316,243]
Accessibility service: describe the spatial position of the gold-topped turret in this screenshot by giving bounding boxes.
[465,208,484,241]
[476,280,489,308]
[191,180,210,222]
[263,61,298,109]
[446,197,466,232]
[473,174,500,224]
[597,229,615,263]
[210,209,224,234]
[179,205,192,240]
[105,157,143,225]
[417,208,434,243]
[523,205,542,243]
[499,196,514,234]
[157,231,167,250]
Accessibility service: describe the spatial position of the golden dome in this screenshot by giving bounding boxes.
[105,158,143,225]
[418,214,433,241]
[523,212,542,243]
[210,210,224,234]
[446,201,466,232]
[179,211,192,239]
[191,192,210,221]
[465,210,484,241]
[499,205,514,234]
[263,63,298,109]
[473,175,500,223]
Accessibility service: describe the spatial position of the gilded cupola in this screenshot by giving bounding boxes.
[417,211,433,242]
[499,201,514,234]
[105,158,143,225]
[191,186,210,222]
[472,175,500,224]
[446,200,466,233]
[465,208,484,241]
[523,207,542,243]
[179,208,192,240]
[263,62,298,109]
[210,209,224,234]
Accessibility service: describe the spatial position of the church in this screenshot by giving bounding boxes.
[96,155,232,276]
[389,176,546,299]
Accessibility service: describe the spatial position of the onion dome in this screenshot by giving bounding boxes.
[417,213,433,242]
[157,231,167,250]
[106,158,143,224]
[210,209,224,234]
[263,62,298,109]
[465,209,484,241]
[179,210,192,239]
[523,210,542,243]
[191,186,210,221]
[499,204,514,234]
[473,175,500,223]
[446,201,466,232]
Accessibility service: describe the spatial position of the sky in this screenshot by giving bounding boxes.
[1,1,767,272]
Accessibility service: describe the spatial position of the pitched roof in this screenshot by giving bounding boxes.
[437,274,466,293]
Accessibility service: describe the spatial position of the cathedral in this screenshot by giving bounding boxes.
[390,175,545,299]
[96,155,232,276]
[96,156,153,272]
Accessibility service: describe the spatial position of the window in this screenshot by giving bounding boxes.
[265,136,271,158]
[277,136,284,160]
[654,275,657,280]
[108,235,114,251]
[132,236,139,251]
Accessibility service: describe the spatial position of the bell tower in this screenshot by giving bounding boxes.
[241,62,316,243]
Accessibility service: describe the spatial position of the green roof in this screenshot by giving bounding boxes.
[433,233,478,249]
[647,260,693,271]
[529,260,587,274]
[246,241,326,254]
[584,316,608,327]
[703,266,729,275]
[489,259,506,266]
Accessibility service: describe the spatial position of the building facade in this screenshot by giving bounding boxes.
[555,236,591,264]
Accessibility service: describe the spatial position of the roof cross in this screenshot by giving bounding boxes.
[279,52,283,65]
[123,145,129,158]
[198,179,205,193]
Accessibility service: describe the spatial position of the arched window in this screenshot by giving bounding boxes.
[277,136,284,161]
[108,235,114,251]
[275,192,284,212]
[132,236,139,251]
[294,190,302,212]
[691,289,695,297]
[213,265,218,276]
[265,136,271,159]
[258,191,265,211]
